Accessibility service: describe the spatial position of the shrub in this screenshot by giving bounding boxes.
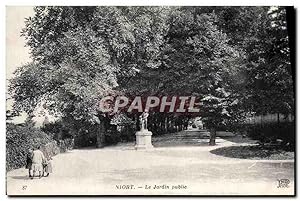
[6,123,58,171]
[57,138,75,152]
[119,125,135,142]
[245,122,295,150]
[105,126,121,145]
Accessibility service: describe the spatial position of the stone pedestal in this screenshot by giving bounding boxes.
[135,129,153,150]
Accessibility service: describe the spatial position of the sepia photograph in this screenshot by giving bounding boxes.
[5,5,295,196]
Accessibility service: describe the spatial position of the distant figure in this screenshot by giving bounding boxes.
[31,146,45,179]
[198,120,204,129]
[25,149,33,178]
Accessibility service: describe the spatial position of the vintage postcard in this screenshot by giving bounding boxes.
[6,6,295,196]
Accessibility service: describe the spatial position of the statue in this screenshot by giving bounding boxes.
[139,110,149,130]
[135,109,153,149]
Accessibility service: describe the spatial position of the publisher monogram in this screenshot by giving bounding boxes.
[277,179,290,188]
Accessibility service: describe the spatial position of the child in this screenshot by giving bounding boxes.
[42,157,53,177]
[25,149,33,178]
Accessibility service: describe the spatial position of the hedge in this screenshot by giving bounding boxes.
[245,122,295,150]
[6,123,59,171]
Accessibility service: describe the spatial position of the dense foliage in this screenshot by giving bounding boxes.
[6,123,57,171]
[8,6,294,147]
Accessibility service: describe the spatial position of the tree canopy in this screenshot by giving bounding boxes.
[9,6,294,146]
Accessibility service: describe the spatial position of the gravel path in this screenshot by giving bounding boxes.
[6,133,294,195]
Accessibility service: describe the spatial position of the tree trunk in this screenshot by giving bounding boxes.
[165,116,168,133]
[96,119,106,148]
[209,128,216,146]
[135,114,140,131]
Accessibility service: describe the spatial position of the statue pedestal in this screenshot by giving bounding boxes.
[135,129,153,150]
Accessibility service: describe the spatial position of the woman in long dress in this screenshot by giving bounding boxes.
[31,146,45,178]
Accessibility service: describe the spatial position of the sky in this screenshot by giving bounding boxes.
[6,7,43,124]
[6,6,34,80]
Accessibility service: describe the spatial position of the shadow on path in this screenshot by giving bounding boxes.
[219,135,257,144]
[152,130,212,147]
[210,145,294,160]
[9,176,32,180]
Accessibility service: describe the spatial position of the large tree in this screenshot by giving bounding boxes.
[10,6,170,147]
[241,7,293,117]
